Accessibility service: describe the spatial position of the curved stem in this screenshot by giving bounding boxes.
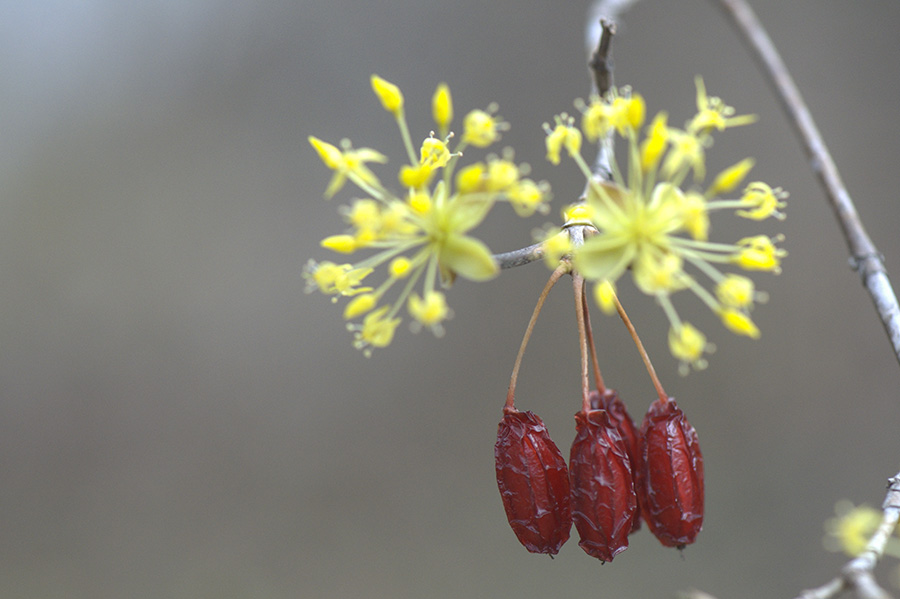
[504,263,569,412]
[613,291,667,403]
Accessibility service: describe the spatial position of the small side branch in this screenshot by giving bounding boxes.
[494,241,544,270]
[794,472,900,599]
[714,0,900,369]
[589,19,616,97]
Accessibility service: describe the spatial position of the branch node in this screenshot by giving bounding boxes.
[589,19,616,96]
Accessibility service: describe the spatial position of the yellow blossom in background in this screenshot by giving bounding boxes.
[668,322,712,375]
[593,280,617,315]
[823,501,883,556]
[690,76,757,133]
[462,107,505,147]
[544,115,582,165]
[408,290,452,336]
[544,78,786,370]
[305,78,550,355]
[350,306,401,357]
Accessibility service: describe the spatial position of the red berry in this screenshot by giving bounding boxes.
[569,408,637,561]
[495,408,572,554]
[639,397,704,548]
[589,389,642,533]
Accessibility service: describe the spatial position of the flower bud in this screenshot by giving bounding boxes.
[569,409,637,561]
[589,389,642,533]
[495,408,571,555]
[639,397,704,547]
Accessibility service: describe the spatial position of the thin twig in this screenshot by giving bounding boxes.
[585,18,618,188]
[712,2,900,597]
[588,19,616,97]
[794,472,900,599]
[715,0,900,369]
[494,241,545,270]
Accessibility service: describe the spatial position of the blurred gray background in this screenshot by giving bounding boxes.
[1,1,899,597]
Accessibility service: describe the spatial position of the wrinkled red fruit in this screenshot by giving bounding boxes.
[589,389,642,533]
[639,397,704,548]
[569,409,637,561]
[495,408,572,554]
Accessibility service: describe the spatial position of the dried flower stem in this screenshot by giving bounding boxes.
[573,273,593,413]
[582,284,607,393]
[613,292,668,403]
[505,263,569,411]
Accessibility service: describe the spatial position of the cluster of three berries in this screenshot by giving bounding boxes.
[495,391,703,561]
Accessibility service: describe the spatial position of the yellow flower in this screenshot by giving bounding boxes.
[308,136,387,198]
[432,83,453,135]
[506,179,549,217]
[678,191,710,241]
[733,235,786,273]
[737,182,788,220]
[668,322,712,375]
[389,257,412,278]
[689,76,756,134]
[420,137,451,169]
[662,127,706,181]
[580,91,644,141]
[640,112,669,171]
[707,158,755,197]
[400,163,435,189]
[581,99,611,142]
[593,280,617,315]
[343,293,377,319]
[716,274,757,309]
[462,108,502,147]
[408,290,452,335]
[484,158,520,192]
[545,119,582,165]
[544,82,786,368]
[719,307,760,339]
[371,74,404,116]
[308,78,543,353]
[824,501,883,557]
[303,261,373,298]
[455,163,485,193]
[320,234,357,254]
[351,306,402,357]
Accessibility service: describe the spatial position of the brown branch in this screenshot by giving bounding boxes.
[714,0,900,369]
[588,19,616,97]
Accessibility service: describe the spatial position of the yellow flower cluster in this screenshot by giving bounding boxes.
[547,79,787,374]
[305,75,551,355]
[823,500,900,558]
